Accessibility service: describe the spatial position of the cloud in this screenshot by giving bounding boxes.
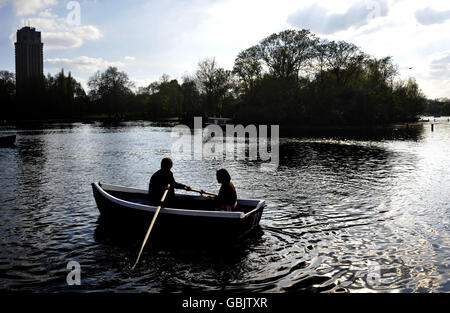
[45,56,124,73]
[419,51,450,98]
[39,25,101,50]
[2,0,57,15]
[131,77,154,89]
[429,51,450,79]
[287,0,389,34]
[124,56,136,61]
[43,32,83,50]
[13,14,102,50]
[38,8,57,18]
[415,6,450,25]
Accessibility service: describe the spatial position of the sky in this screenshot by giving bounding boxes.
[0,0,449,99]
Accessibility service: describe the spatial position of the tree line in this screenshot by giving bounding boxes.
[424,98,450,116]
[0,29,441,125]
[0,69,88,120]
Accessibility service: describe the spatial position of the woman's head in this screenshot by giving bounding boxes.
[216,169,231,184]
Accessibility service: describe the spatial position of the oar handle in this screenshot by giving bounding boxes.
[190,188,218,197]
[131,184,170,271]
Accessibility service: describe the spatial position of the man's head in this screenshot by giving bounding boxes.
[161,157,173,170]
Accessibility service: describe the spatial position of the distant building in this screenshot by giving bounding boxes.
[15,26,44,91]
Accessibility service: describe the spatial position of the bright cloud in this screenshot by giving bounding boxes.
[2,0,57,16]
[13,13,102,50]
[421,51,450,99]
[415,6,450,25]
[38,8,56,18]
[287,0,389,34]
[45,56,124,73]
[429,52,450,78]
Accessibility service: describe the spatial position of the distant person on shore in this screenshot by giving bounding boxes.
[212,169,238,211]
[149,157,191,205]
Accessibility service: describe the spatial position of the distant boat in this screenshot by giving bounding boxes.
[91,182,265,240]
[205,117,233,127]
[0,135,16,146]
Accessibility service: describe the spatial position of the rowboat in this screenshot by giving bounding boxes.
[91,182,265,240]
[0,135,16,146]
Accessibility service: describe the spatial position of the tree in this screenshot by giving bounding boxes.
[181,75,201,119]
[195,58,232,116]
[322,41,363,85]
[154,78,183,116]
[259,29,317,80]
[312,39,331,83]
[0,71,15,93]
[0,71,15,119]
[138,75,186,117]
[393,78,426,122]
[364,56,398,90]
[88,67,134,118]
[233,45,263,94]
[231,29,427,125]
[45,69,86,117]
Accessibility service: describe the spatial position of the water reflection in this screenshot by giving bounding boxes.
[0,121,448,292]
[16,136,47,196]
[93,216,266,292]
[280,124,424,141]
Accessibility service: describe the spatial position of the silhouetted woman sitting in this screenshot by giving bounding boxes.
[214,169,237,211]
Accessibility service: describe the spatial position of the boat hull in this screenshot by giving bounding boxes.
[92,182,265,241]
[0,135,16,146]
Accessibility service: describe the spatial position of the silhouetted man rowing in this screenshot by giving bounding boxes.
[149,157,191,206]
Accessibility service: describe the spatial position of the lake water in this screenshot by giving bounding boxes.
[0,118,449,292]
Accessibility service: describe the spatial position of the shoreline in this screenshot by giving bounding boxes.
[2,116,448,129]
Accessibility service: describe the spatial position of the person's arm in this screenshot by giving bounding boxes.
[174,181,187,189]
[170,172,191,190]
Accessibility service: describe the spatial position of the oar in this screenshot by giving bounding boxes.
[131,184,170,271]
[190,188,218,197]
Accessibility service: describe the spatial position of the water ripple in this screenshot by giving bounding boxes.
[0,121,449,292]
